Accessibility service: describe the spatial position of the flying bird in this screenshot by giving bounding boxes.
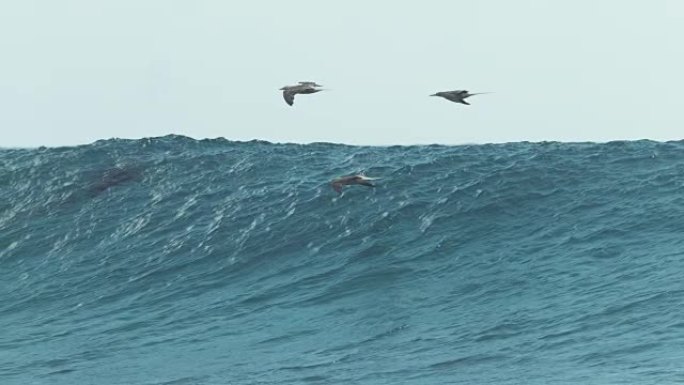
[280,81,324,106]
[430,90,490,105]
[331,175,379,194]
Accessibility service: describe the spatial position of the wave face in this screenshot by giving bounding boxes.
[2,136,684,385]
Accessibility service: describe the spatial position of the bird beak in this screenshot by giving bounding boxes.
[429,94,437,97]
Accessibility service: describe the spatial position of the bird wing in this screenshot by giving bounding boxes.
[299,81,322,87]
[283,90,295,106]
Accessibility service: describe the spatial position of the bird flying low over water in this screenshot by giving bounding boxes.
[280,81,324,106]
[331,175,379,194]
[430,90,490,105]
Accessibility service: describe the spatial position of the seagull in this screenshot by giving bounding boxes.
[280,81,324,106]
[430,90,490,105]
[331,175,379,194]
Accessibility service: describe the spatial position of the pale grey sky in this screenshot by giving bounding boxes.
[1,0,683,147]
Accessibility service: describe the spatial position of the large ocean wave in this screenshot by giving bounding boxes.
[2,136,683,384]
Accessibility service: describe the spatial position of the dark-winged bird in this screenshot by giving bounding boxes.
[280,81,324,106]
[430,90,490,105]
[330,175,379,194]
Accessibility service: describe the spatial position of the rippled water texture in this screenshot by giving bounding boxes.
[1,136,684,384]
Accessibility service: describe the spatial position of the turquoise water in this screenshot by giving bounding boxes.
[1,136,684,384]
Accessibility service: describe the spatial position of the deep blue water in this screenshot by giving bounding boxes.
[2,136,684,385]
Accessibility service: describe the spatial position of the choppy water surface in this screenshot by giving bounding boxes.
[1,136,684,384]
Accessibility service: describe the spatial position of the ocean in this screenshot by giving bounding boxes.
[1,135,683,384]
